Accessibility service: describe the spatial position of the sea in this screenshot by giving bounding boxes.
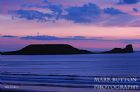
[0,52,140,92]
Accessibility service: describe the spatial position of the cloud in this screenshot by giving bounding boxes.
[120,39,140,43]
[63,3,101,23]
[8,1,139,26]
[42,0,49,3]
[0,35,18,38]
[22,4,63,15]
[101,14,135,26]
[1,35,91,40]
[21,35,61,40]
[22,1,63,20]
[103,7,126,15]
[20,35,112,43]
[20,35,140,44]
[1,35,140,44]
[118,0,139,4]
[11,3,103,23]
[20,35,136,42]
[133,8,139,12]
[20,35,93,40]
[9,10,54,22]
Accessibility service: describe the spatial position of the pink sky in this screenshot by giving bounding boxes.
[0,0,140,51]
[0,15,140,39]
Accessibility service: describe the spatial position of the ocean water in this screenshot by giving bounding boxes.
[0,52,140,92]
[0,52,140,76]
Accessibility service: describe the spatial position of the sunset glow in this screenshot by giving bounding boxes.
[0,0,140,51]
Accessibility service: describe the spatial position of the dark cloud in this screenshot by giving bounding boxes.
[120,39,140,43]
[21,3,101,23]
[0,35,18,38]
[103,8,126,15]
[63,3,101,23]
[133,8,139,12]
[20,35,92,40]
[21,35,61,40]
[1,35,91,40]
[22,4,63,15]
[20,35,138,44]
[9,2,130,25]
[19,35,140,44]
[22,1,63,20]
[118,0,139,4]
[9,10,54,22]
[1,35,140,44]
[42,0,49,3]
[20,35,111,43]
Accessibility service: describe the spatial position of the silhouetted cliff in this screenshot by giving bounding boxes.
[103,44,133,53]
[1,44,134,55]
[1,44,92,55]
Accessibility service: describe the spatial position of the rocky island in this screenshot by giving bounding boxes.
[0,44,134,55]
[103,44,133,53]
[1,44,92,55]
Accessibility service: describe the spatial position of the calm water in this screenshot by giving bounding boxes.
[0,53,140,92]
[0,53,140,76]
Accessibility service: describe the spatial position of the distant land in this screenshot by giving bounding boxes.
[0,44,133,55]
[103,44,133,53]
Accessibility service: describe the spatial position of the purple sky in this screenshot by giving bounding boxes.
[0,0,140,51]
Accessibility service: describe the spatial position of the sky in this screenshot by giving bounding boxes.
[0,0,140,51]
